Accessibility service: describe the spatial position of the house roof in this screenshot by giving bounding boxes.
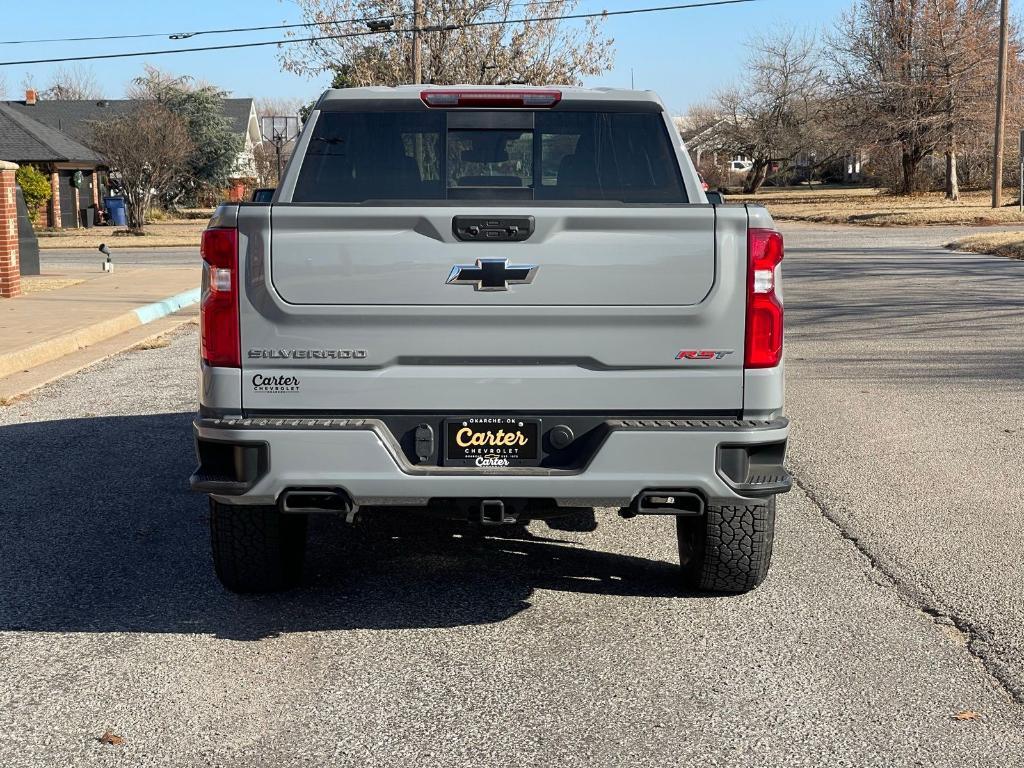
[677,118,727,147]
[0,102,102,164]
[2,97,255,146]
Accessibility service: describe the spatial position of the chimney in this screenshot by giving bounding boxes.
[25,89,37,106]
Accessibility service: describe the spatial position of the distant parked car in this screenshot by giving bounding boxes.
[729,160,753,173]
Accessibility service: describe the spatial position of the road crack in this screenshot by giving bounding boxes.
[791,474,1023,706]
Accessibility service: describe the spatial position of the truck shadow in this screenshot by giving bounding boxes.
[0,412,691,641]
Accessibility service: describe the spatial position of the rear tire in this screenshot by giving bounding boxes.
[676,497,776,593]
[209,498,308,593]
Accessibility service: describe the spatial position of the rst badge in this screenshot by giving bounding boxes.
[676,350,734,361]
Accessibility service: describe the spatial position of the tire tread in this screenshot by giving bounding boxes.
[678,498,776,593]
[209,499,306,593]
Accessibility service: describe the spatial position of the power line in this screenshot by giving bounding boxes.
[0,12,416,46]
[0,0,610,46]
[0,0,758,67]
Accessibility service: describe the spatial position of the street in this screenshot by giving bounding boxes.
[1,224,1022,766]
[40,247,199,270]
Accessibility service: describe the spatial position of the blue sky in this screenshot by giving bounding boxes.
[0,0,849,116]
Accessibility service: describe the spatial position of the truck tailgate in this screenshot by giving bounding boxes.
[236,205,748,413]
[268,207,715,306]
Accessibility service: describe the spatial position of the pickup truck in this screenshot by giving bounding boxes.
[190,86,790,594]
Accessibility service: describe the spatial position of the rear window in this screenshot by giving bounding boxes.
[292,110,686,203]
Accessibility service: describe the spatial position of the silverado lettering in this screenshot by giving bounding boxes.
[248,349,367,360]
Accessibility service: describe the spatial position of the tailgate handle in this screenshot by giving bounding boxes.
[453,216,534,242]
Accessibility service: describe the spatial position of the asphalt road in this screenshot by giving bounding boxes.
[40,247,200,270]
[782,223,1024,700]
[1,225,1022,766]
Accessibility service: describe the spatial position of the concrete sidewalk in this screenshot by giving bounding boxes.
[0,266,200,388]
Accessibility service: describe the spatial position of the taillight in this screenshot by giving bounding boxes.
[745,228,784,368]
[420,89,562,108]
[200,227,239,368]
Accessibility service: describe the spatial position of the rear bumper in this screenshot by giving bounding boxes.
[190,416,790,507]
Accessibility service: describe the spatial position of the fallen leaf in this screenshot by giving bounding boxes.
[952,711,981,721]
[98,730,125,746]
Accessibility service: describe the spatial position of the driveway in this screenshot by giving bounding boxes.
[0,223,1021,766]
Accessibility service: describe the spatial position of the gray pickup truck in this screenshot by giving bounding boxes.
[190,86,790,594]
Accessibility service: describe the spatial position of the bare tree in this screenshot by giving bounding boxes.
[125,65,194,100]
[921,0,1001,199]
[122,65,242,208]
[90,104,193,232]
[0,72,7,99]
[41,65,104,100]
[279,0,613,86]
[827,0,951,194]
[707,30,825,193]
[256,97,306,120]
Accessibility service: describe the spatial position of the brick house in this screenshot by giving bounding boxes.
[0,99,106,228]
[0,90,262,226]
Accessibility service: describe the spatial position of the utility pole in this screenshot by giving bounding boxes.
[412,0,423,85]
[992,0,1010,208]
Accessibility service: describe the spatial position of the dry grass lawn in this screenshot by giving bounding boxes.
[37,219,208,250]
[131,336,173,350]
[732,187,1024,227]
[946,231,1024,259]
[19,276,88,294]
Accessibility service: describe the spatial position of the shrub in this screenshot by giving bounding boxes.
[16,165,52,214]
[696,159,728,192]
[147,205,172,222]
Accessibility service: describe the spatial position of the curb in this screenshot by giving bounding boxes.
[0,287,200,380]
[133,288,201,324]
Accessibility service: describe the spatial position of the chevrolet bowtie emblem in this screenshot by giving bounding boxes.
[446,258,538,292]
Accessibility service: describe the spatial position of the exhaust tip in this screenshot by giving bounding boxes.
[625,490,705,517]
[280,488,353,515]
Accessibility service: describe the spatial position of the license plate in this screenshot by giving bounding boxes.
[445,417,541,467]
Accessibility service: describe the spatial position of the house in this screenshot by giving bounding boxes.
[0,90,262,227]
[0,98,107,228]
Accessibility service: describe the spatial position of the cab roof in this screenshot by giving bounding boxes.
[315,85,666,112]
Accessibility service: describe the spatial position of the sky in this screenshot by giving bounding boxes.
[0,0,850,117]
